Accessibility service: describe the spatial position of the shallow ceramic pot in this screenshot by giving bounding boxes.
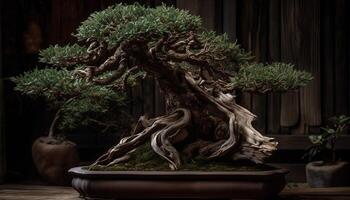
[69,166,288,199]
[32,136,79,185]
[306,161,350,187]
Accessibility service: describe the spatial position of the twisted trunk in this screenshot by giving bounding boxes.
[91,57,277,169]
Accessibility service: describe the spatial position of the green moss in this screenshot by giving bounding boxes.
[88,143,272,171]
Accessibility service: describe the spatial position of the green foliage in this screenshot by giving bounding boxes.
[75,4,202,48]
[11,68,127,131]
[125,70,146,87]
[11,68,124,102]
[39,44,87,66]
[39,4,254,73]
[231,63,313,93]
[75,4,149,42]
[197,31,253,69]
[11,68,76,101]
[303,115,350,162]
[12,3,314,139]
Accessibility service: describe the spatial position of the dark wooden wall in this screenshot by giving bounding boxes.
[125,0,350,137]
[4,0,349,133]
[1,0,350,181]
[0,0,4,183]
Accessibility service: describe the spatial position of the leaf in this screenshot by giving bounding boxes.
[309,135,323,144]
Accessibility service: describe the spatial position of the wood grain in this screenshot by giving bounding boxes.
[0,185,79,200]
[267,0,281,135]
[280,0,322,134]
[297,0,322,133]
[272,135,350,150]
[280,0,301,130]
[334,0,349,116]
[0,0,4,181]
[1,184,350,200]
[236,0,253,111]
[250,0,268,134]
[223,0,237,40]
[321,0,335,121]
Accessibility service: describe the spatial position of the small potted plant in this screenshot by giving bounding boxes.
[303,115,350,187]
[11,67,129,185]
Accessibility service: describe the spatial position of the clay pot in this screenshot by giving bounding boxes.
[306,161,350,187]
[69,166,288,200]
[32,137,79,185]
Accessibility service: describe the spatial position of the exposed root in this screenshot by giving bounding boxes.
[61,18,282,171]
[216,93,277,163]
[90,72,277,170]
[151,108,191,170]
[185,73,240,158]
[90,108,191,170]
[185,73,277,164]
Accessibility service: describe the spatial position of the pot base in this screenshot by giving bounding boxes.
[69,166,288,199]
[32,137,79,185]
[306,161,350,187]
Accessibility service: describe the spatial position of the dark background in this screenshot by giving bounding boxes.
[1,0,350,183]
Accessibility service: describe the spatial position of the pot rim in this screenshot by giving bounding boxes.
[69,165,289,181]
[308,160,349,166]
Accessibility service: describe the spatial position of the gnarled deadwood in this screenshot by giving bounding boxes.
[79,30,278,170]
[151,108,191,170]
[91,108,191,170]
[17,5,312,172]
[184,73,277,163]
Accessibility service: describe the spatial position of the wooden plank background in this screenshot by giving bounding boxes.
[128,0,349,135]
[3,0,350,135]
[2,0,350,154]
[1,0,350,181]
[0,0,5,183]
[177,0,348,136]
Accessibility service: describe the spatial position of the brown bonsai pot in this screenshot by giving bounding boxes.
[306,161,350,187]
[69,166,288,199]
[32,136,79,185]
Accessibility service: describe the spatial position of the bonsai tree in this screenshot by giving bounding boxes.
[303,115,350,163]
[19,4,312,170]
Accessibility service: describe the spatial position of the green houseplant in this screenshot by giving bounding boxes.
[304,115,350,187]
[11,67,129,185]
[14,3,313,197]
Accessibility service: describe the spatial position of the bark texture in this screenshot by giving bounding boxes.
[75,32,278,170]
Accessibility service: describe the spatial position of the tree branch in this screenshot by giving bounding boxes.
[94,57,128,85]
[48,109,62,138]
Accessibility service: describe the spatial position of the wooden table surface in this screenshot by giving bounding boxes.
[1,183,350,200]
[0,184,77,200]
